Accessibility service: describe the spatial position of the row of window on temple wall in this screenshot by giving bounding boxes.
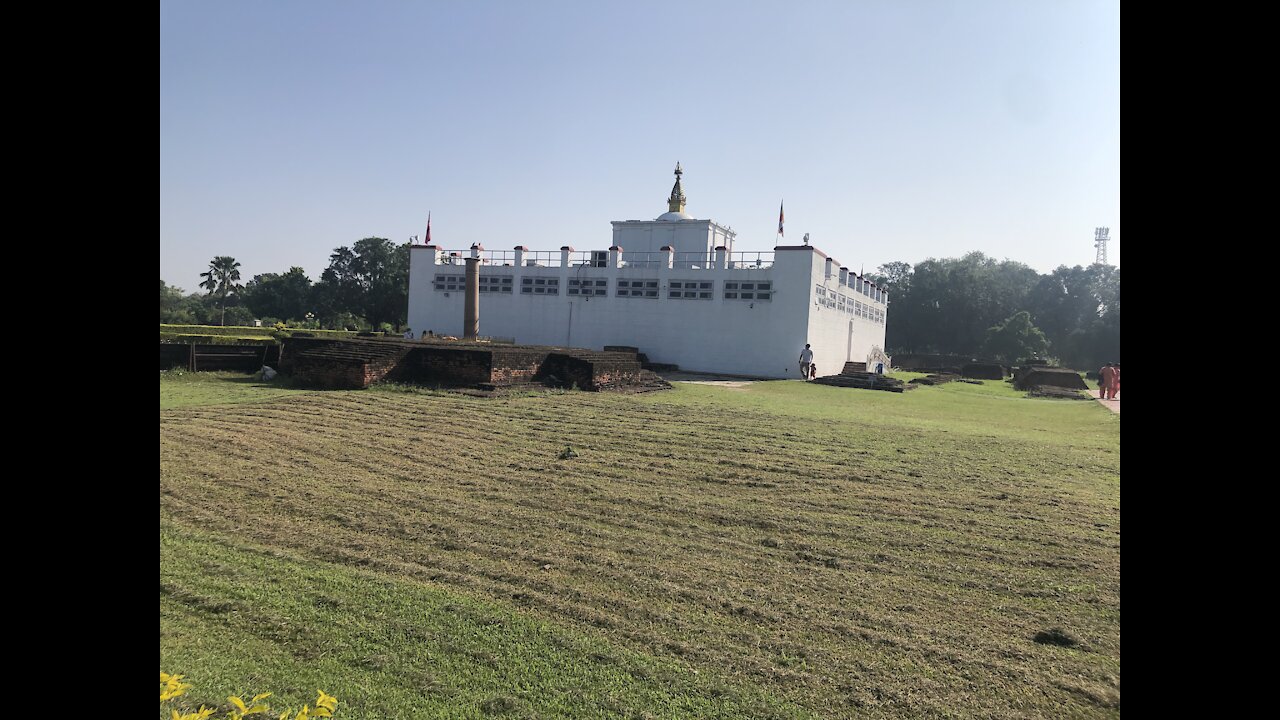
[431,274,773,301]
[816,285,886,324]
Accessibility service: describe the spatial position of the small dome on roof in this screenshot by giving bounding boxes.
[656,210,693,221]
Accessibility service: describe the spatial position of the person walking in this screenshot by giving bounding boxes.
[799,344,815,381]
[1108,363,1120,400]
[1098,363,1114,400]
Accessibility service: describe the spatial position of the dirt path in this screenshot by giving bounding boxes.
[1095,389,1120,414]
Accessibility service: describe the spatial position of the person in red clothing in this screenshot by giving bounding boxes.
[1098,363,1114,400]
[1109,363,1120,399]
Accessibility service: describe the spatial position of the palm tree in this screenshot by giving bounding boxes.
[199,256,243,326]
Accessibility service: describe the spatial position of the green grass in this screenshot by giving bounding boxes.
[162,523,806,720]
[161,374,1119,719]
[159,370,315,409]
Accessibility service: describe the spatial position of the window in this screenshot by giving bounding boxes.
[617,279,658,298]
[520,277,559,295]
[672,280,712,299]
[815,286,837,308]
[433,274,464,292]
[568,278,607,296]
[478,275,513,293]
[725,281,770,301]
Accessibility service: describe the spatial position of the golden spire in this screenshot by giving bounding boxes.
[667,162,687,213]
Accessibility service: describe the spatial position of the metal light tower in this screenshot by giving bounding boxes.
[1094,227,1110,265]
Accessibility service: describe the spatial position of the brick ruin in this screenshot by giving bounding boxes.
[1012,366,1089,391]
[960,362,1007,380]
[278,337,672,392]
[809,361,908,393]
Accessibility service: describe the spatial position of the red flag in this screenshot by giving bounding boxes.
[778,201,784,237]
[425,212,432,245]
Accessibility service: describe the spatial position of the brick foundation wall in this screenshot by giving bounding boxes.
[489,348,555,385]
[287,356,371,389]
[408,348,494,386]
[280,337,670,392]
[961,363,1006,380]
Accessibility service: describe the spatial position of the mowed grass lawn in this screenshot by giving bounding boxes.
[160,372,1119,719]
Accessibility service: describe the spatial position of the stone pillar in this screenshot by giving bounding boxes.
[609,245,623,268]
[714,245,728,269]
[839,267,849,286]
[825,257,834,279]
[560,246,573,267]
[514,246,527,267]
[464,258,480,339]
[660,245,675,269]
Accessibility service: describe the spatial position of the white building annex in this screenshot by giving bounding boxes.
[407,166,889,379]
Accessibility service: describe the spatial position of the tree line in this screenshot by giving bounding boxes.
[867,252,1120,370]
[160,238,411,331]
[161,240,1119,370]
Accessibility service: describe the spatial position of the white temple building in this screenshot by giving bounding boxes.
[407,165,889,379]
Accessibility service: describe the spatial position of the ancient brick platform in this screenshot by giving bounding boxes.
[279,337,672,392]
[961,362,1007,380]
[1013,366,1088,391]
[810,364,907,393]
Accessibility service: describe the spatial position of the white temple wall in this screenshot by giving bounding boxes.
[408,244,887,379]
[787,247,889,376]
[409,252,809,378]
[612,220,735,260]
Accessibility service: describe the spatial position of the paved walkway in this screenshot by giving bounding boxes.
[1095,389,1120,414]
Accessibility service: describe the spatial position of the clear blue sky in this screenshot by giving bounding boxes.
[160,0,1119,292]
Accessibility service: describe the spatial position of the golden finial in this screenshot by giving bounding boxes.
[667,162,687,213]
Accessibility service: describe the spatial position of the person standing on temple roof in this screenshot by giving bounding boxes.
[403,328,414,340]
[799,344,815,381]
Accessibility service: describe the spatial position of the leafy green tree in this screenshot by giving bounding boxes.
[312,238,410,328]
[221,306,257,326]
[324,312,365,331]
[198,256,243,326]
[242,267,313,322]
[881,253,1036,355]
[160,279,195,323]
[869,261,912,294]
[982,311,1049,364]
[1025,264,1120,369]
